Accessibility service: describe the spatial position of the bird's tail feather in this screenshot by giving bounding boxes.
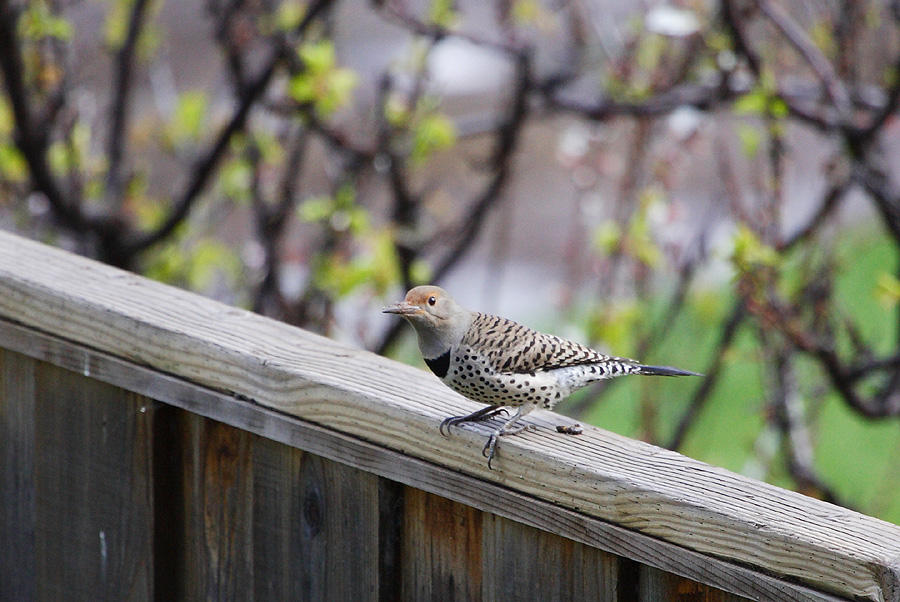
[636,364,702,377]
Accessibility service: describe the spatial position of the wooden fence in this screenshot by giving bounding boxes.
[0,230,898,602]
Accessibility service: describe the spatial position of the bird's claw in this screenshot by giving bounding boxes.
[483,432,500,469]
[481,424,536,470]
[439,407,508,437]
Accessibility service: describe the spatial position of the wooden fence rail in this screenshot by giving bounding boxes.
[0,230,898,602]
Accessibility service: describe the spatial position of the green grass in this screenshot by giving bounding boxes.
[563,224,900,525]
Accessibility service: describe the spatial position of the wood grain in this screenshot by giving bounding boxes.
[292,452,382,600]
[251,435,304,601]
[0,231,898,602]
[181,414,253,601]
[32,361,154,602]
[639,566,750,602]
[402,488,483,601]
[0,350,36,602]
[482,513,618,601]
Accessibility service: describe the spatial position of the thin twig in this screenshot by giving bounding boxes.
[757,0,852,121]
[104,0,152,211]
[0,0,84,230]
[374,51,532,355]
[667,300,746,450]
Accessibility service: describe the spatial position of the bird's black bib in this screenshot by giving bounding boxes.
[424,350,451,378]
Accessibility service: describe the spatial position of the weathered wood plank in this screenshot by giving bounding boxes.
[402,488,482,601]
[32,361,154,602]
[251,435,302,601]
[181,414,253,601]
[639,566,750,602]
[0,317,855,602]
[251,434,383,601]
[295,453,382,600]
[0,232,896,601]
[0,350,36,602]
[482,513,617,601]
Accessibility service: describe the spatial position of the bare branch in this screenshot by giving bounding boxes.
[0,0,85,231]
[104,0,152,211]
[756,0,852,121]
[766,342,849,506]
[667,301,747,451]
[121,0,335,258]
[778,179,851,251]
[374,51,532,355]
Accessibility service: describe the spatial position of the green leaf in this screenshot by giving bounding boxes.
[220,158,253,203]
[370,230,402,294]
[48,141,71,174]
[636,34,667,73]
[253,131,285,164]
[0,144,27,182]
[627,211,662,268]
[299,39,337,73]
[429,0,458,28]
[411,113,456,163]
[187,239,242,291]
[587,301,641,355]
[131,194,167,231]
[384,94,410,127]
[734,88,768,115]
[104,0,161,55]
[768,97,789,119]
[0,100,14,138]
[298,196,333,222]
[737,124,761,158]
[734,78,788,119]
[731,225,780,274]
[144,236,241,294]
[19,1,72,41]
[45,122,91,175]
[512,0,541,24]
[875,272,900,308]
[409,259,433,285]
[275,0,306,32]
[290,41,359,117]
[592,220,622,255]
[171,91,209,143]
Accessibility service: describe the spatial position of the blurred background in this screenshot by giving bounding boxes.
[2,0,900,522]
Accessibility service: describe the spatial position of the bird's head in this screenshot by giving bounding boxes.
[383,286,475,357]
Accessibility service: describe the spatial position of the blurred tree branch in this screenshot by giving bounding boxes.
[3,0,900,512]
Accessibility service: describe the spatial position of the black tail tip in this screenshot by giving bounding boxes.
[637,365,703,377]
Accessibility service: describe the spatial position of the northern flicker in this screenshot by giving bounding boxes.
[383,285,700,468]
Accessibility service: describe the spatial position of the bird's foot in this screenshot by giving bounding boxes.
[439,406,508,437]
[482,424,537,470]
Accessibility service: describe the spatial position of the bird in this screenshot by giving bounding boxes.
[383,285,701,468]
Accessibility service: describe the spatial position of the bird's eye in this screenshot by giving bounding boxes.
[428,296,437,306]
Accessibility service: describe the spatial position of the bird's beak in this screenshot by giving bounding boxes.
[382,301,421,315]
